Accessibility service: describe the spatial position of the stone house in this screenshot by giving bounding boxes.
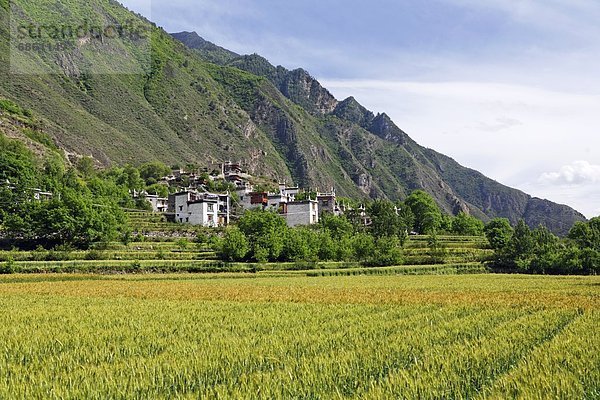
[285,200,320,227]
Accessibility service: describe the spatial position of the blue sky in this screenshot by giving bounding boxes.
[123,0,600,217]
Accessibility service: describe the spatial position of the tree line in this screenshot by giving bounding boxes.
[2,132,597,274]
[214,191,484,266]
[485,218,599,275]
[0,135,159,248]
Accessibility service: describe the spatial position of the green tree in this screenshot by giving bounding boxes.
[351,233,376,262]
[365,236,404,267]
[218,227,249,261]
[146,183,169,198]
[484,218,514,250]
[139,162,171,185]
[368,200,406,240]
[0,134,38,215]
[507,220,534,271]
[397,205,415,235]
[440,214,454,233]
[404,190,442,234]
[566,218,600,274]
[117,164,144,191]
[30,189,124,248]
[451,212,484,236]
[568,218,600,251]
[316,231,337,261]
[338,235,355,261]
[529,226,561,274]
[76,157,95,179]
[238,210,288,262]
[319,213,354,239]
[282,227,319,262]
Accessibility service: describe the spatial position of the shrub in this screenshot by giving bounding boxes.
[427,233,448,265]
[45,250,73,262]
[218,227,249,262]
[363,236,404,267]
[85,250,106,261]
[175,238,190,251]
[130,260,142,273]
[0,257,15,274]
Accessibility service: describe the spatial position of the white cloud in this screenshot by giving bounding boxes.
[441,0,600,37]
[322,80,600,108]
[323,78,600,218]
[118,0,600,217]
[476,117,523,133]
[539,161,600,185]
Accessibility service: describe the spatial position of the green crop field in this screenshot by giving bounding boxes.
[0,273,598,399]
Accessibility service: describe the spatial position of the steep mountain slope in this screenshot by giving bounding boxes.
[0,1,291,177]
[175,32,585,235]
[170,31,238,65]
[0,1,585,235]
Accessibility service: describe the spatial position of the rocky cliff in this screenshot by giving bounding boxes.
[0,1,585,236]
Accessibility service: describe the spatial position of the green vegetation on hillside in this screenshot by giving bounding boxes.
[0,0,586,234]
[0,104,595,275]
[0,133,128,248]
[173,31,587,235]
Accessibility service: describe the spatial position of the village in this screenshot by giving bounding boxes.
[135,161,369,228]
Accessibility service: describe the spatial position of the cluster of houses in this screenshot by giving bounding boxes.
[1,180,54,201]
[138,162,353,228]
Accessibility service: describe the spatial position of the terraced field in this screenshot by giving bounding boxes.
[127,212,209,238]
[1,212,493,275]
[0,274,598,399]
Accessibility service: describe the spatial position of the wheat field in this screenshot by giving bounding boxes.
[0,274,598,399]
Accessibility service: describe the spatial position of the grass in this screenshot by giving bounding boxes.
[0,274,598,398]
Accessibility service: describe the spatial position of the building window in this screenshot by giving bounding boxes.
[186,217,189,223]
[179,206,183,211]
[208,204,214,212]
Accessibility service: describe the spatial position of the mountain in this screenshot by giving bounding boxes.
[0,1,585,235]
[173,32,586,235]
[170,31,239,65]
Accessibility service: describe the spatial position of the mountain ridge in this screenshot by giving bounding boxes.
[0,1,585,236]
[169,31,588,235]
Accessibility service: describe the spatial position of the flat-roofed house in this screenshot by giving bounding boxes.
[145,194,169,213]
[171,190,230,227]
[285,200,319,227]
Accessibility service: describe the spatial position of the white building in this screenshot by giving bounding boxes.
[171,190,230,227]
[236,182,254,204]
[279,183,299,202]
[32,188,53,201]
[240,184,299,211]
[285,200,319,227]
[266,193,288,211]
[145,194,169,213]
[236,183,321,227]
